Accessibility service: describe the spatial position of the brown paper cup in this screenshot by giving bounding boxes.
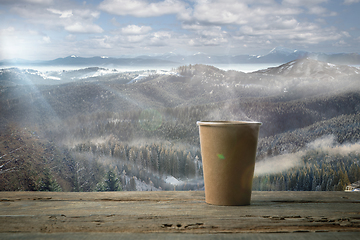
[197,121,261,206]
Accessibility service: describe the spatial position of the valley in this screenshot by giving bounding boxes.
[1,58,360,192]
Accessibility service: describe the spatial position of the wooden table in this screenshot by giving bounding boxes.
[0,191,359,239]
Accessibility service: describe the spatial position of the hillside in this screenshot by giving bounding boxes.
[0,124,76,191]
[0,58,360,191]
[253,58,360,79]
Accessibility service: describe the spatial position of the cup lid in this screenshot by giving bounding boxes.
[197,121,262,126]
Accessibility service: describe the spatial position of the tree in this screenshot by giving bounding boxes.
[96,170,121,191]
[37,168,62,192]
[129,176,137,191]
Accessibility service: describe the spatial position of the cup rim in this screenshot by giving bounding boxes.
[197,121,262,126]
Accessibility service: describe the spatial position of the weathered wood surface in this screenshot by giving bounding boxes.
[0,191,359,235]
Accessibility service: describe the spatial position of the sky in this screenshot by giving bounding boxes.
[0,0,360,60]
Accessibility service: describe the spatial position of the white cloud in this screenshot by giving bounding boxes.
[93,36,112,48]
[93,28,177,50]
[176,0,343,50]
[42,36,51,43]
[126,34,147,43]
[308,6,337,16]
[25,0,53,4]
[282,0,328,6]
[121,25,152,35]
[1,0,356,58]
[191,1,249,25]
[65,22,103,33]
[281,0,337,16]
[149,31,172,46]
[187,0,302,26]
[98,0,187,17]
[74,9,100,19]
[66,34,76,41]
[47,8,73,18]
[342,31,351,37]
[10,3,103,34]
[343,0,360,4]
[1,26,15,34]
[308,6,327,15]
[0,0,53,5]
[183,24,228,46]
[333,40,349,47]
[239,21,342,45]
[110,17,121,27]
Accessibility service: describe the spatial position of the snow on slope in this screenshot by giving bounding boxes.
[78,68,118,79]
[253,58,360,79]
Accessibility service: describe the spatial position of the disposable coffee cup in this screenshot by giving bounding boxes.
[197,121,261,206]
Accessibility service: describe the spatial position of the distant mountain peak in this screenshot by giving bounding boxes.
[268,46,299,56]
[1,49,359,67]
[252,57,360,78]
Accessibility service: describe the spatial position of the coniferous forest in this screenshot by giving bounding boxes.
[1,59,360,191]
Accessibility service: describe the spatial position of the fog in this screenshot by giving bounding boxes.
[1,63,283,74]
[255,135,360,176]
[1,59,360,192]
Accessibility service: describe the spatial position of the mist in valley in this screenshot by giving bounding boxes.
[1,58,360,192]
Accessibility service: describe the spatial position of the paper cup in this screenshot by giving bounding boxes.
[197,121,261,206]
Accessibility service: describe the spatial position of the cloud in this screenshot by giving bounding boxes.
[237,17,342,45]
[93,36,113,48]
[343,0,360,4]
[282,0,328,6]
[65,22,104,33]
[121,25,152,35]
[25,0,53,4]
[88,28,178,51]
[183,25,229,46]
[1,0,355,58]
[66,34,77,41]
[0,0,53,5]
[185,0,302,26]
[9,3,103,34]
[149,31,172,46]
[47,8,73,18]
[42,36,51,43]
[308,6,333,15]
[75,9,100,19]
[190,1,249,25]
[176,0,340,49]
[281,0,337,16]
[98,0,187,17]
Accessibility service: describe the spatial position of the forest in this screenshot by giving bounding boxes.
[1,60,360,192]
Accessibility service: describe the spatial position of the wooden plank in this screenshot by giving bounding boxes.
[0,232,359,240]
[0,191,359,234]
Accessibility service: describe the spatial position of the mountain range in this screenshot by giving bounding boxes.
[2,57,359,88]
[1,47,360,67]
[1,57,360,192]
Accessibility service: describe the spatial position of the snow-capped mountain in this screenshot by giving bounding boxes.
[1,47,359,67]
[252,46,308,63]
[0,66,185,86]
[134,47,360,65]
[252,58,360,79]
